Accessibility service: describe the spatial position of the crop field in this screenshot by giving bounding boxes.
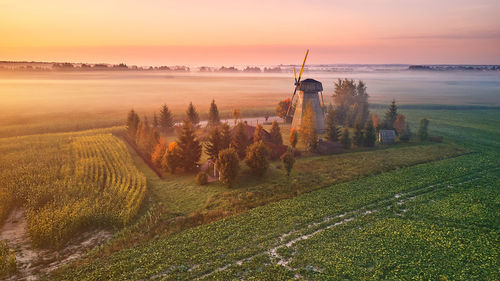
[0,128,147,248]
[50,109,500,280]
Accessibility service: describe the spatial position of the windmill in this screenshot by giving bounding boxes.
[287,50,326,133]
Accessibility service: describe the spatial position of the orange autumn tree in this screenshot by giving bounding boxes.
[151,138,168,168]
[393,114,406,135]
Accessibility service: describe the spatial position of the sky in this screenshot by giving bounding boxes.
[1,0,499,65]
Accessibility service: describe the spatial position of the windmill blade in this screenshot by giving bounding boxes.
[297,49,309,83]
[286,84,299,117]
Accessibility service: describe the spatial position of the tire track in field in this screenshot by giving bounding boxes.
[193,169,493,280]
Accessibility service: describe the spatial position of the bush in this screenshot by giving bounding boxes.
[280,150,295,177]
[217,148,240,187]
[266,143,288,161]
[195,172,208,185]
[245,141,270,177]
[417,118,430,141]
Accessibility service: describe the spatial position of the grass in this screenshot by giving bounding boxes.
[50,108,500,280]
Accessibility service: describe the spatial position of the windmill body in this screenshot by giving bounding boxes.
[291,78,325,133]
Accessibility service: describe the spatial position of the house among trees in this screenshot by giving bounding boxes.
[230,122,272,143]
[378,129,396,144]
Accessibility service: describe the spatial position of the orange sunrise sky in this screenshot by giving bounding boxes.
[1,0,499,65]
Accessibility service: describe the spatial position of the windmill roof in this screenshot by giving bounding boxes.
[300,78,323,92]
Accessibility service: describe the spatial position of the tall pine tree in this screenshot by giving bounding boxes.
[253,123,265,143]
[159,104,174,133]
[205,126,222,160]
[207,99,220,127]
[382,99,398,130]
[326,108,340,141]
[126,109,140,141]
[177,120,202,171]
[231,122,248,159]
[363,119,376,147]
[220,123,232,150]
[269,121,283,145]
[186,102,200,127]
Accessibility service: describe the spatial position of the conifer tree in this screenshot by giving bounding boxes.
[177,120,202,171]
[186,102,200,127]
[280,150,295,177]
[340,127,351,149]
[126,109,140,141]
[231,122,248,159]
[300,101,317,151]
[205,126,222,160]
[269,121,283,145]
[383,99,398,130]
[253,123,265,143]
[207,99,220,127]
[159,104,174,133]
[353,126,364,147]
[245,141,270,177]
[289,128,298,149]
[417,118,429,141]
[152,112,159,129]
[363,119,376,147]
[220,123,232,150]
[326,108,340,141]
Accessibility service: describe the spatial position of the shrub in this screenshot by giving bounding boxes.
[217,148,240,187]
[289,128,298,149]
[245,141,270,177]
[266,143,288,161]
[269,121,283,145]
[195,172,208,185]
[280,150,295,177]
[417,118,430,141]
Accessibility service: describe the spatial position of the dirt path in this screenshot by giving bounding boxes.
[0,208,112,280]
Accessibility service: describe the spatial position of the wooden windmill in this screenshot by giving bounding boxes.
[287,50,326,133]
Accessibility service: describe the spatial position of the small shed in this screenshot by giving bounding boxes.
[378,130,396,144]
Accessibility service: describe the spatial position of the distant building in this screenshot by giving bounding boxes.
[379,130,396,144]
[230,122,272,143]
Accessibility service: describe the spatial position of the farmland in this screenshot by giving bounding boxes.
[0,128,147,248]
[48,110,499,280]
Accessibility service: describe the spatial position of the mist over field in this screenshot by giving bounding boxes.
[1,69,499,120]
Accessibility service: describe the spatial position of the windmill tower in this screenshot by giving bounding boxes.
[287,50,326,133]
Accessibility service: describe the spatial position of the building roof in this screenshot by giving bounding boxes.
[230,123,272,142]
[299,78,323,92]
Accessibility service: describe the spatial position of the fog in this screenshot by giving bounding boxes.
[1,70,499,120]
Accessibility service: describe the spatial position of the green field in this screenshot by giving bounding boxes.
[47,110,499,280]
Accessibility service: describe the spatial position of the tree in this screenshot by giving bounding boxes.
[269,121,283,145]
[353,126,364,147]
[245,141,270,177]
[220,123,232,150]
[326,108,340,141]
[393,114,406,135]
[217,148,240,187]
[280,150,295,177]
[186,102,200,126]
[151,138,168,167]
[207,99,220,127]
[126,109,140,140]
[417,118,429,141]
[289,128,298,149]
[372,113,381,131]
[363,120,376,147]
[152,113,159,129]
[253,123,265,143]
[205,126,222,160]
[340,127,351,149]
[300,101,317,151]
[232,109,241,124]
[135,120,149,153]
[399,123,412,142]
[231,122,248,159]
[146,127,160,156]
[162,142,182,174]
[382,99,398,130]
[332,79,369,127]
[159,104,174,133]
[276,98,292,121]
[177,120,202,171]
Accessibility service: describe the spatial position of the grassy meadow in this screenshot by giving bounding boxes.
[50,109,500,280]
